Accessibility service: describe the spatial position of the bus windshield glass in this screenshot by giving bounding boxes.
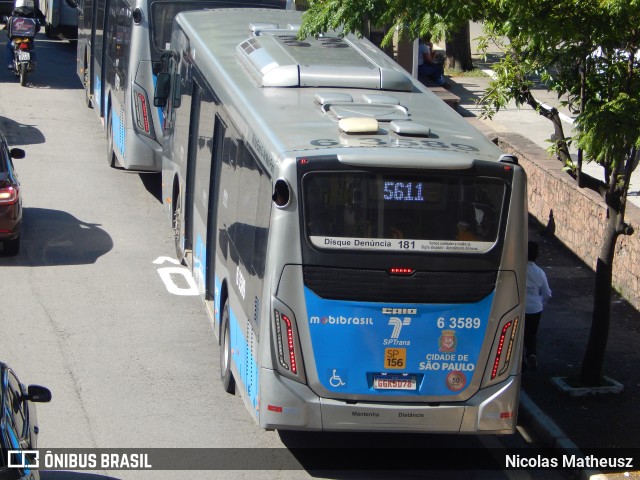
[150,2,246,54]
[303,172,506,254]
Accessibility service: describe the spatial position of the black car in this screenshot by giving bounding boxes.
[0,362,51,480]
[0,131,25,256]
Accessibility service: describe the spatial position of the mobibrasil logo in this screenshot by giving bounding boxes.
[309,315,374,326]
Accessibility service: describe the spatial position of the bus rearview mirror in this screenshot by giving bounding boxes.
[154,72,171,107]
[172,73,182,108]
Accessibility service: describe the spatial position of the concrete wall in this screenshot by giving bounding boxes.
[480,127,640,312]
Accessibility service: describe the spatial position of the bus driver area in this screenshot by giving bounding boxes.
[157,8,527,434]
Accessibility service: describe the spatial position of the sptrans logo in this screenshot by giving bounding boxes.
[309,315,374,326]
[382,307,417,346]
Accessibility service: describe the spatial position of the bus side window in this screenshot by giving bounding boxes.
[232,143,260,270]
[252,170,272,279]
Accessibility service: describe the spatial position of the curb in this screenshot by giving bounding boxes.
[520,391,599,480]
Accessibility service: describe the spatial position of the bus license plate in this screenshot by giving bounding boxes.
[373,375,417,391]
[18,52,30,61]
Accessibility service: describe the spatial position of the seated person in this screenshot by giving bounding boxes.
[417,35,451,89]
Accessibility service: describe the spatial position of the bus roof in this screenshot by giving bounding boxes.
[173,8,506,172]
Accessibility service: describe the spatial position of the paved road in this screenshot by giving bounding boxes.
[0,32,566,480]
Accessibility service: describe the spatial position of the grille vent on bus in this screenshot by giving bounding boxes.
[283,40,311,47]
[237,30,413,91]
[303,266,497,303]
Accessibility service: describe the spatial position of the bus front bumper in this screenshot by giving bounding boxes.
[259,368,520,433]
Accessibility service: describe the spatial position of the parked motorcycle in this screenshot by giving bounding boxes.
[6,15,38,86]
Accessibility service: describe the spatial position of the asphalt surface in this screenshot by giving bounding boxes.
[442,37,640,480]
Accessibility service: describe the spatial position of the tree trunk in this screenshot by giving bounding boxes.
[579,210,620,386]
[445,23,473,71]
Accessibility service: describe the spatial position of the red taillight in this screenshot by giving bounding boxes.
[298,158,309,165]
[491,317,519,379]
[282,314,297,374]
[18,43,29,51]
[0,186,19,205]
[491,321,512,379]
[389,267,414,275]
[274,310,298,375]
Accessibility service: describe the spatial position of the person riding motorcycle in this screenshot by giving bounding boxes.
[5,0,44,70]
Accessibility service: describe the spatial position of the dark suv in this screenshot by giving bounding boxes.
[0,362,51,480]
[0,131,25,256]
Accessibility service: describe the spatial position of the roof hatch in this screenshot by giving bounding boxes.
[237,28,413,91]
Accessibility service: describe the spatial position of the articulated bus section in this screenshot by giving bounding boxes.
[75,0,291,171]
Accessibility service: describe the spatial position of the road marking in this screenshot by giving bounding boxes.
[154,256,199,296]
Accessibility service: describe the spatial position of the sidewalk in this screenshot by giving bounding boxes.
[444,36,640,478]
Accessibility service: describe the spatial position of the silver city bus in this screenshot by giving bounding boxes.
[75,0,291,171]
[157,8,528,432]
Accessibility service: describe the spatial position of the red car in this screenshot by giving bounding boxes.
[0,133,25,256]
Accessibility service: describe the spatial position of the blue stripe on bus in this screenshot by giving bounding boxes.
[229,305,259,412]
[214,276,222,333]
[152,73,165,129]
[94,75,101,111]
[194,234,206,291]
[304,287,493,396]
[111,110,126,158]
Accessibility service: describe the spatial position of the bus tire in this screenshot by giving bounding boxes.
[220,301,236,395]
[84,55,93,109]
[172,190,185,264]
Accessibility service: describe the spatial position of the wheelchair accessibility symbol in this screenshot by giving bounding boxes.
[329,369,346,387]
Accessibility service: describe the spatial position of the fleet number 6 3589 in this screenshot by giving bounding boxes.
[437,317,481,329]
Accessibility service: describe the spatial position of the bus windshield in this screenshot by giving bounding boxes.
[151,1,256,54]
[303,172,506,254]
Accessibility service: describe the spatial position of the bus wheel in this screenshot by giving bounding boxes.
[172,191,185,264]
[84,57,92,109]
[220,301,236,394]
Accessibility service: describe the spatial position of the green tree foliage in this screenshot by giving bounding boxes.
[297,0,479,47]
[300,0,640,386]
[480,0,640,387]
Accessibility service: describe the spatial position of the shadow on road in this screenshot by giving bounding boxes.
[0,115,45,145]
[0,207,113,265]
[138,172,162,204]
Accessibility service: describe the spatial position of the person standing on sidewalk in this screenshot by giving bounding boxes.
[524,241,552,371]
